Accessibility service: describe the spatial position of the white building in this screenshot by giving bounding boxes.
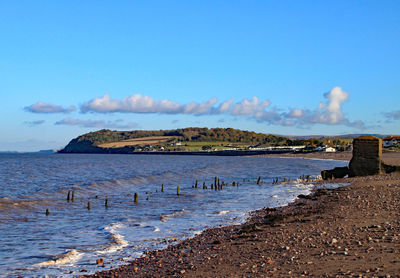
[383,136,400,147]
[325,147,336,152]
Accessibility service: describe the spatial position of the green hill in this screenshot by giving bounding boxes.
[59,128,291,153]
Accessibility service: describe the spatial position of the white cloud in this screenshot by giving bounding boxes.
[314,87,349,124]
[216,98,234,113]
[282,87,365,129]
[288,109,304,118]
[81,94,182,114]
[231,96,270,116]
[55,118,138,129]
[24,101,76,114]
[183,97,218,115]
[73,87,364,129]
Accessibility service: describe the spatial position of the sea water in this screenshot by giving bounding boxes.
[0,153,347,277]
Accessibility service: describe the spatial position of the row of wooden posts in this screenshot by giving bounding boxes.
[45,174,312,215]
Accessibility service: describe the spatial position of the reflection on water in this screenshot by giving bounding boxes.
[0,153,346,277]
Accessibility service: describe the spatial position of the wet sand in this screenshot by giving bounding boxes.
[86,153,400,278]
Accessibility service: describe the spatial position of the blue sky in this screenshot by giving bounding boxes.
[1,1,399,151]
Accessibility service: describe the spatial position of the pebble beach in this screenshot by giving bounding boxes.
[86,152,400,277]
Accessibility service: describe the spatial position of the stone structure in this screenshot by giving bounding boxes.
[348,136,383,177]
[322,135,400,180]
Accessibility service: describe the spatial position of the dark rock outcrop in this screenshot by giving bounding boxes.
[321,166,349,180]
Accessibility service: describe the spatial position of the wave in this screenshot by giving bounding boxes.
[35,249,83,266]
[97,223,129,255]
[160,209,188,222]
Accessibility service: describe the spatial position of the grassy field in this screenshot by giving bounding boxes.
[181,141,250,151]
[98,136,176,148]
[97,136,251,151]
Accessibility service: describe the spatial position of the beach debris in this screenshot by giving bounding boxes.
[87,201,91,210]
[161,184,164,192]
[105,198,108,208]
[257,176,261,185]
[96,258,104,266]
[177,186,180,196]
[45,208,50,216]
[134,193,138,203]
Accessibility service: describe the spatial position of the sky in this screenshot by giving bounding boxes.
[1,1,399,151]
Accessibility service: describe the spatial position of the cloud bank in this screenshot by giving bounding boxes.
[55,118,138,129]
[24,102,76,114]
[26,87,364,129]
[79,87,363,128]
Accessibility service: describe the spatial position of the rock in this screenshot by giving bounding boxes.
[321,166,349,180]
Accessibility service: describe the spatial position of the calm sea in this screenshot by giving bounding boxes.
[0,153,346,277]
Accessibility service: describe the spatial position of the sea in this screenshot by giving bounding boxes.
[0,153,347,277]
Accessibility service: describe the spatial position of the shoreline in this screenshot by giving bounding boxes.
[84,154,400,277]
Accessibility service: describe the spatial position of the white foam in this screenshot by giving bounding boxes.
[218,210,229,215]
[160,209,188,222]
[97,223,129,254]
[35,249,83,266]
[154,227,160,232]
